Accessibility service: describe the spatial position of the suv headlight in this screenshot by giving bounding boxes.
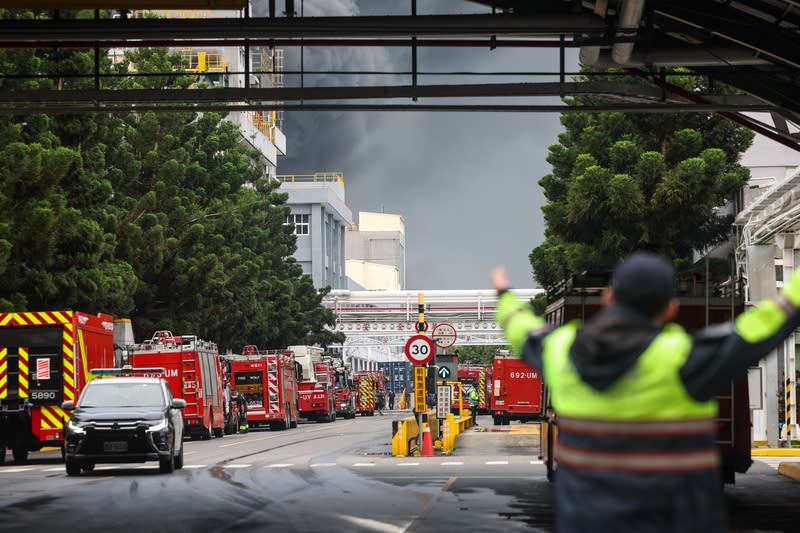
[67,419,86,435]
[145,418,169,432]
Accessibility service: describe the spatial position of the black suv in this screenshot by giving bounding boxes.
[62,376,185,475]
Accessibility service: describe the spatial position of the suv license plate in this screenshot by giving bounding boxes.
[104,441,128,452]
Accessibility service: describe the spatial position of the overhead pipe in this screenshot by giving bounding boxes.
[581,0,646,66]
[611,0,646,65]
[578,0,608,66]
[589,46,772,68]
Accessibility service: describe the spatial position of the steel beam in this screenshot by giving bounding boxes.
[0,13,607,43]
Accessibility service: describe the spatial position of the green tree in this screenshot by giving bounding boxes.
[530,69,754,287]
[0,8,137,313]
[0,34,341,352]
[454,345,508,365]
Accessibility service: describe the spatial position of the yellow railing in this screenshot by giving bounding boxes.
[276,173,345,188]
[246,110,277,143]
[391,410,472,457]
[135,10,215,19]
[181,50,227,73]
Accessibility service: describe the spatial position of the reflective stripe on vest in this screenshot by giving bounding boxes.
[557,441,720,473]
[556,415,719,472]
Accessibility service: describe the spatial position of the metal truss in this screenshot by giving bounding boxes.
[1,2,799,149]
[323,288,542,349]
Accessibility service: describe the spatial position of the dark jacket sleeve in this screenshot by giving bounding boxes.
[680,295,800,402]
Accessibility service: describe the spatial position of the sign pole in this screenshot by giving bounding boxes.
[417,292,425,454]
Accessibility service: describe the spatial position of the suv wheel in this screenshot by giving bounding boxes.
[174,442,184,470]
[159,446,175,474]
[65,460,81,476]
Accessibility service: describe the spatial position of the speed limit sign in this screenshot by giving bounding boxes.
[404,334,435,365]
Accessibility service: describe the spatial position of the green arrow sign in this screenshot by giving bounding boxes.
[437,366,451,379]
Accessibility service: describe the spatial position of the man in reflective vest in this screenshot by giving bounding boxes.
[492,251,800,533]
[468,386,480,422]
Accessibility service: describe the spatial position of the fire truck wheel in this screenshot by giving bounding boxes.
[213,426,224,438]
[290,415,297,429]
[159,446,175,474]
[12,445,28,464]
[65,460,81,476]
[202,411,213,440]
[174,442,184,470]
[82,462,95,472]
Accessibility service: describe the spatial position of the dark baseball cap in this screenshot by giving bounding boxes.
[611,252,677,317]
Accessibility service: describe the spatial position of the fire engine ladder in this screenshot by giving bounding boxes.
[715,383,734,446]
[181,343,199,416]
[266,356,280,416]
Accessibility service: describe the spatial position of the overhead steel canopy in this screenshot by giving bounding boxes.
[0,1,246,7]
[0,0,798,149]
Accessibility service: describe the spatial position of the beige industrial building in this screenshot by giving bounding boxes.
[346,212,406,291]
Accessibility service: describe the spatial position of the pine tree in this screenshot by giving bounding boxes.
[530,69,754,287]
[0,20,342,351]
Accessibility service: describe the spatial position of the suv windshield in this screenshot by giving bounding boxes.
[79,382,165,408]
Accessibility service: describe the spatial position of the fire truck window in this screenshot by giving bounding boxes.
[199,352,212,399]
[203,353,219,407]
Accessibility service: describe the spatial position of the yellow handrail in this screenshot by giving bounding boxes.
[276,173,345,188]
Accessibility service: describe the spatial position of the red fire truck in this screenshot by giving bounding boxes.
[229,346,299,430]
[539,278,750,483]
[290,345,336,423]
[332,360,356,419]
[129,331,226,440]
[0,311,118,463]
[353,370,384,416]
[491,351,545,425]
[450,364,493,415]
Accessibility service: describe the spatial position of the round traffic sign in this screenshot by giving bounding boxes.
[404,334,435,365]
[432,323,457,348]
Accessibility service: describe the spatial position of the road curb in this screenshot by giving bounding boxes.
[777,462,800,482]
[751,449,800,456]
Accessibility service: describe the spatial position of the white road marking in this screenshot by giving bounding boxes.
[337,514,409,533]
[309,463,336,468]
[183,464,207,469]
[266,463,293,468]
[219,435,279,448]
[398,462,420,466]
[352,463,375,467]
[530,460,544,464]
[225,464,251,468]
[486,461,509,465]
[0,468,35,473]
[43,467,66,472]
[135,465,155,469]
[95,466,117,470]
[440,462,463,466]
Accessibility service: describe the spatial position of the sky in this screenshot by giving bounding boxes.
[253,0,580,290]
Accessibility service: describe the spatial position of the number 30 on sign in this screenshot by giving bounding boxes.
[405,334,434,365]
